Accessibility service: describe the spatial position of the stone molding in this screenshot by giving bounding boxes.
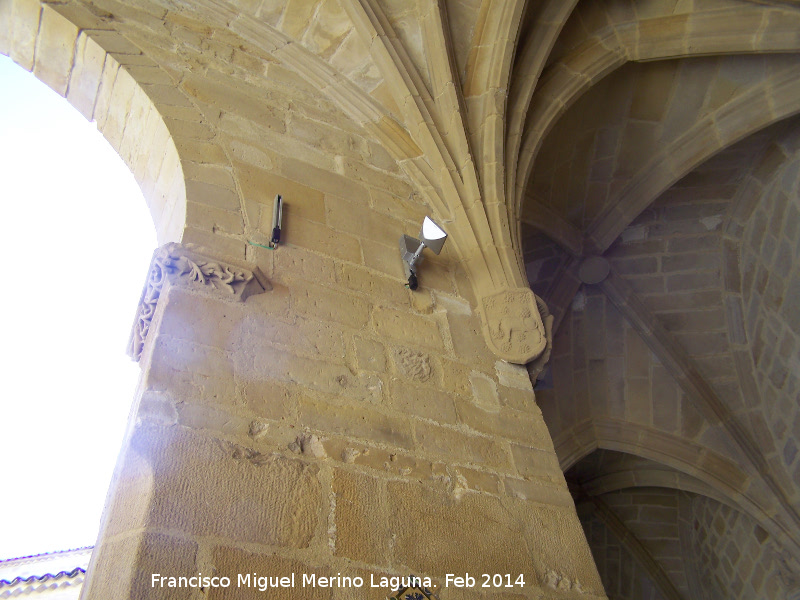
[128,243,269,361]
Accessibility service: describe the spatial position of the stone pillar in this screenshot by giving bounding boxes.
[82,238,604,599]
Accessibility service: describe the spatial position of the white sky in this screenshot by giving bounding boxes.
[0,55,157,560]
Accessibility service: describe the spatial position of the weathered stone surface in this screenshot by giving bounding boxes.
[332,469,389,564]
[372,306,444,350]
[299,397,413,449]
[111,425,321,548]
[414,420,512,470]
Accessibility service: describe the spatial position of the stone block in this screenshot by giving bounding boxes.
[605,355,625,418]
[387,482,602,592]
[233,285,330,342]
[439,359,473,396]
[416,256,456,294]
[510,443,564,480]
[241,380,295,421]
[88,29,144,55]
[299,397,413,449]
[9,0,41,70]
[146,335,236,405]
[288,114,360,158]
[390,345,439,382]
[227,135,278,170]
[361,238,407,279]
[386,480,537,576]
[183,161,235,187]
[445,311,494,366]
[102,68,138,150]
[185,179,240,212]
[182,73,287,130]
[372,306,444,351]
[504,477,573,507]
[495,360,534,392]
[587,358,609,416]
[138,391,179,427]
[659,309,726,332]
[281,216,363,263]
[370,188,429,224]
[175,402,250,436]
[293,280,371,329]
[339,156,412,197]
[611,256,658,276]
[115,425,321,547]
[498,384,535,412]
[661,252,720,273]
[414,421,512,470]
[352,336,387,372]
[261,354,381,402]
[645,290,722,312]
[457,400,553,448]
[626,378,652,426]
[272,245,337,286]
[127,64,174,85]
[146,281,247,348]
[91,53,120,129]
[236,162,325,223]
[174,137,230,165]
[652,366,680,433]
[186,203,244,235]
[326,194,404,247]
[665,272,720,293]
[387,379,457,424]
[332,469,390,564]
[66,32,107,119]
[674,332,730,356]
[119,88,154,167]
[323,437,435,479]
[469,371,500,411]
[453,465,503,495]
[336,262,409,307]
[281,156,370,204]
[698,452,748,492]
[628,60,678,122]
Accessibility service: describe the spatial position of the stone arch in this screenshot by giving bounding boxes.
[555,417,800,555]
[585,67,800,252]
[514,4,800,228]
[0,0,186,243]
[557,420,752,502]
[580,468,737,511]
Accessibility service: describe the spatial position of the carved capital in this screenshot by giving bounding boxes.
[478,287,550,365]
[128,243,269,361]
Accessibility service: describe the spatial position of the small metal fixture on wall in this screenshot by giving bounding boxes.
[399,216,448,290]
[247,194,283,250]
[270,193,283,247]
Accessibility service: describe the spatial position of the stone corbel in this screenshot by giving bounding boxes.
[128,243,270,361]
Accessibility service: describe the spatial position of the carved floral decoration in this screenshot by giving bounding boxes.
[128,243,266,361]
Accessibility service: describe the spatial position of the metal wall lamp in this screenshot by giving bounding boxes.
[399,216,448,290]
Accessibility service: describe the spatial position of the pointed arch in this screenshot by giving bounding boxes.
[0,0,186,243]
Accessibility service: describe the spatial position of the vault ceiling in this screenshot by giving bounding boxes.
[31,0,800,596]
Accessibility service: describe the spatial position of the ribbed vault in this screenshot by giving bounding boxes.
[4,0,800,597]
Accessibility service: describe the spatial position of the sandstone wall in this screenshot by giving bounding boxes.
[0,2,607,597]
[86,160,603,598]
